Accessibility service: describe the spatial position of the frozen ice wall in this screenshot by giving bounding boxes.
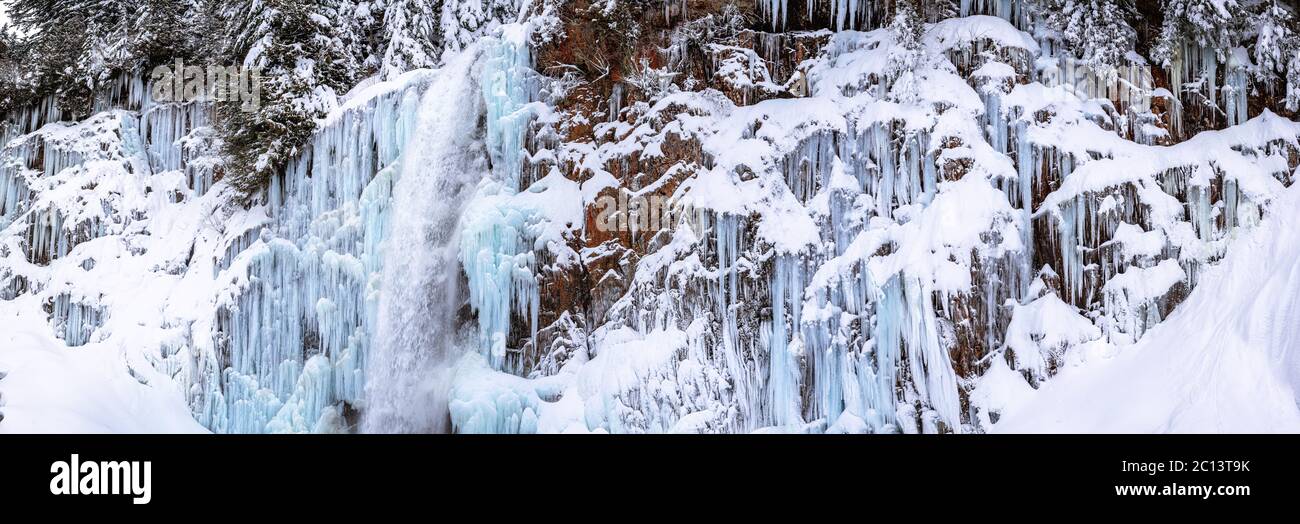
[203,73,430,433]
[437,13,1300,434]
[2,8,1298,435]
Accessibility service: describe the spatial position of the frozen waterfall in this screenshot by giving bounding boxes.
[362,47,490,433]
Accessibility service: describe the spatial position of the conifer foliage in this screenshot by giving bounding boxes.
[217,0,369,197]
[1153,0,1240,65]
[382,0,443,78]
[1038,0,1137,73]
[1249,0,1300,109]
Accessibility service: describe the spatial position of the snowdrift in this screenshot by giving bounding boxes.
[995,183,1300,433]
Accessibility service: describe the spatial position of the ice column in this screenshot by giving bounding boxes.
[459,31,544,374]
[768,254,804,426]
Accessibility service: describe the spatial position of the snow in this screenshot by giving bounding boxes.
[1002,290,1101,380]
[973,61,1017,80]
[0,319,203,433]
[709,44,787,103]
[1103,259,1186,307]
[969,357,1035,428]
[1105,223,1166,263]
[3,9,1300,435]
[926,16,1039,54]
[995,182,1300,433]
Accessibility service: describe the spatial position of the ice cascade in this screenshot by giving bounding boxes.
[362,48,490,434]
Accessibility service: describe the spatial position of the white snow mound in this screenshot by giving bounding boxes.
[995,182,1300,433]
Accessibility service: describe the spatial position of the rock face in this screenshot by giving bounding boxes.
[445,3,1300,434]
[0,1,1298,433]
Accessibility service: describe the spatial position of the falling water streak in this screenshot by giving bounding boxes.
[363,46,489,434]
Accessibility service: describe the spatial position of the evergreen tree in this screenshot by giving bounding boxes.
[0,24,35,110]
[381,0,442,78]
[81,4,133,85]
[890,0,925,64]
[4,0,203,110]
[217,0,367,198]
[8,0,125,40]
[440,0,518,58]
[130,0,203,69]
[888,0,926,103]
[329,0,374,81]
[1251,0,1296,80]
[8,0,105,92]
[1153,0,1242,66]
[9,2,102,114]
[352,0,386,75]
[1041,0,1137,74]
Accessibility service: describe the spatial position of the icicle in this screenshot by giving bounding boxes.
[706,211,764,430]
[458,33,544,375]
[482,32,540,189]
[1057,198,1084,306]
[1015,119,1034,294]
[898,276,962,432]
[762,0,788,31]
[768,253,804,427]
[51,293,104,347]
[459,180,541,373]
[1224,66,1249,128]
[870,121,897,218]
[139,93,217,196]
[960,0,1026,27]
[865,276,904,430]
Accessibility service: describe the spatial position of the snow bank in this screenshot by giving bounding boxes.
[925,15,1039,54]
[994,183,1300,433]
[0,301,204,433]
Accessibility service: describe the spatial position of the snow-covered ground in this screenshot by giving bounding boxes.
[993,181,1300,433]
[0,310,203,433]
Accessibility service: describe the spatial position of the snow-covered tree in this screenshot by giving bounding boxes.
[0,24,35,110]
[891,0,926,57]
[1040,0,1137,73]
[888,0,926,103]
[218,0,368,197]
[8,1,122,85]
[2,0,206,110]
[3,0,119,113]
[352,1,386,74]
[381,0,442,78]
[130,0,203,67]
[1153,0,1242,65]
[1250,0,1296,80]
[440,0,519,58]
[8,0,125,39]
